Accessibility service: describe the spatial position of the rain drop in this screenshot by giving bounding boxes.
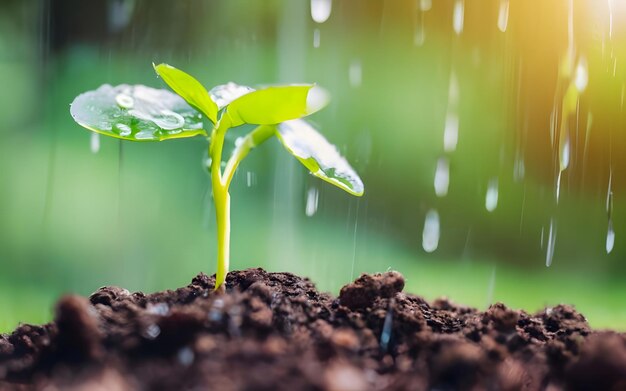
[443,113,459,152]
[419,0,432,11]
[434,157,450,197]
[444,71,459,152]
[305,187,319,217]
[485,178,499,212]
[246,172,257,187]
[311,0,332,23]
[545,218,557,267]
[606,220,615,254]
[555,171,562,203]
[313,28,321,48]
[90,132,100,154]
[349,60,362,88]
[575,57,588,92]
[453,0,464,35]
[422,209,440,253]
[560,133,570,172]
[497,0,509,32]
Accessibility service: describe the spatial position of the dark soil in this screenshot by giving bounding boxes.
[1,269,625,390]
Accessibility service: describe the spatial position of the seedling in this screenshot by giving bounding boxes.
[70,64,364,290]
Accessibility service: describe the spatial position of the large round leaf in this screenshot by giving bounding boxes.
[276,119,364,196]
[70,84,207,142]
[226,85,329,127]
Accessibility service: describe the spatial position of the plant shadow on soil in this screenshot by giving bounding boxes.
[1,269,626,390]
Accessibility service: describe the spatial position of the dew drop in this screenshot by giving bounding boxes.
[434,157,450,197]
[115,93,134,109]
[305,188,319,217]
[422,209,440,253]
[485,178,499,212]
[115,123,132,136]
[90,132,100,154]
[497,0,509,32]
[560,133,570,172]
[545,218,557,267]
[311,0,332,23]
[153,110,185,130]
[453,0,464,35]
[349,60,362,88]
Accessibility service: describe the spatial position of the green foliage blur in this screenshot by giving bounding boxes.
[1,0,625,331]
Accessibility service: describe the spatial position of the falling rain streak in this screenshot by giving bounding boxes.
[349,60,362,87]
[606,220,615,254]
[434,158,450,197]
[485,178,498,212]
[305,188,319,217]
[422,209,440,253]
[606,172,615,254]
[497,0,509,33]
[313,28,321,48]
[90,132,100,154]
[453,0,464,35]
[444,71,459,152]
[310,0,332,23]
[545,219,557,267]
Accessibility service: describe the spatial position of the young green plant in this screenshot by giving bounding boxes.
[70,64,364,290]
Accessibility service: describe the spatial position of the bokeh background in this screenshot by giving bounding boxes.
[1,0,625,331]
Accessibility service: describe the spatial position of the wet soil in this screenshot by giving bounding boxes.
[1,269,625,390]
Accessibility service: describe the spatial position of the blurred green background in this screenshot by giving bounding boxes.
[1,0,626,331]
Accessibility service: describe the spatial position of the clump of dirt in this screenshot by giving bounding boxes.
[1,269,625,390]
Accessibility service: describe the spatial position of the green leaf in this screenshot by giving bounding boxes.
[226,84,329,126]
[153,63,218,123]
[276,119,364,196]
[70,84,206,142]
[209,82,255,110]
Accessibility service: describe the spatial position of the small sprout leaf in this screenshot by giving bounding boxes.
[154,63,218,123]
[226,85,329,126]
[276,119,364,196]
[209,82,255,110]
[70,84,206,142]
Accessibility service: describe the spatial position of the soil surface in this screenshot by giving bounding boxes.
[1,269,625,390]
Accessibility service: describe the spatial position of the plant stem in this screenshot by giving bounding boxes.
[210,120,274,290]
[210,117,231,291]
[213,186,230,291]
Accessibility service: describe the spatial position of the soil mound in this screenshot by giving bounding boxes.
[1,269,625,390]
